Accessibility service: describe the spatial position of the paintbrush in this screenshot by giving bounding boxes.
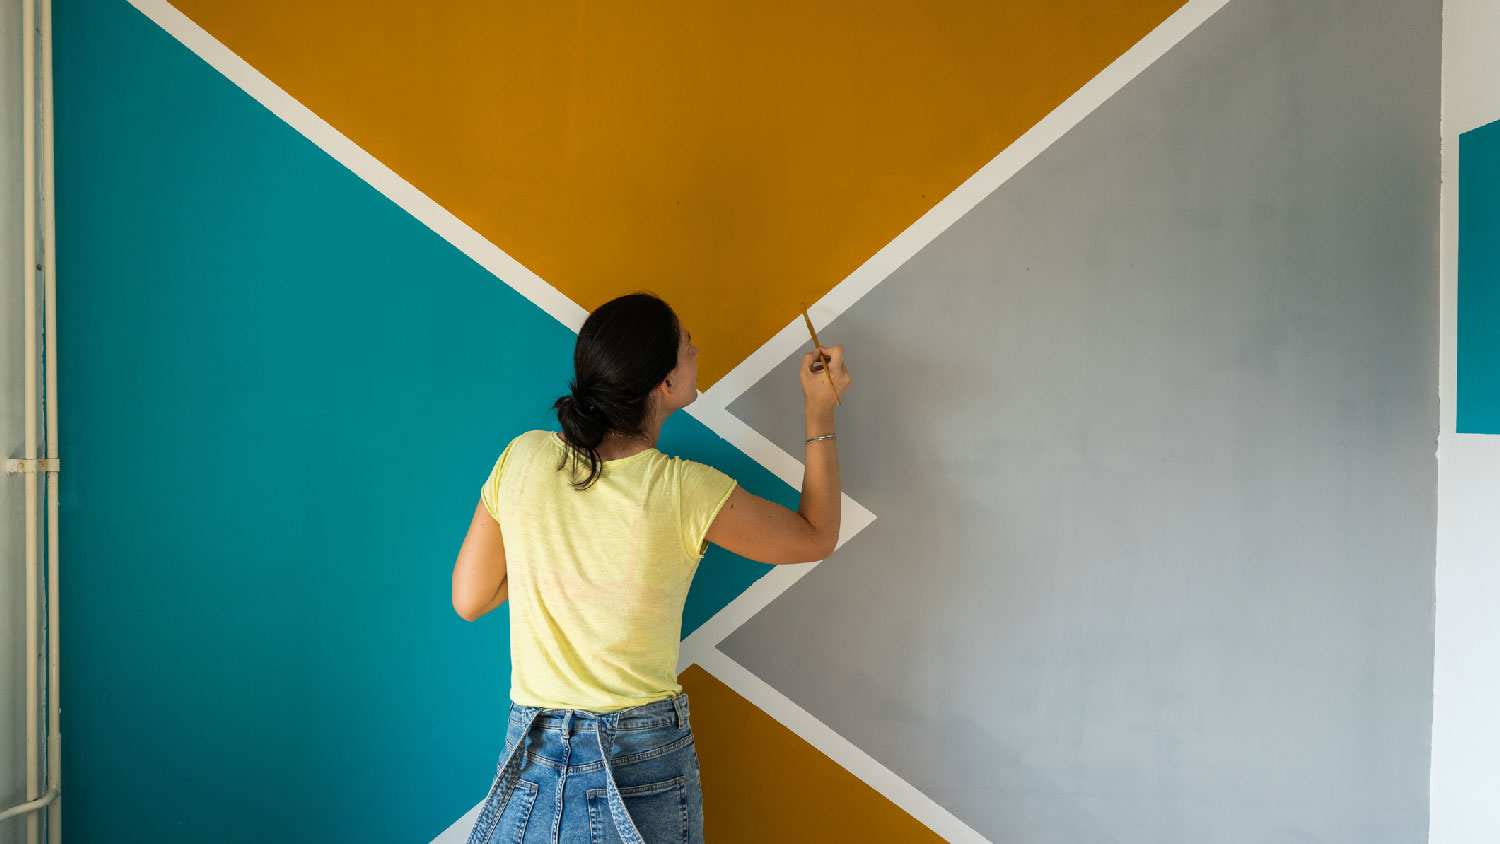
[800,304,841,406]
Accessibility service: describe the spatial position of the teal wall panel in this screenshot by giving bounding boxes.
[1459,118,1500,434]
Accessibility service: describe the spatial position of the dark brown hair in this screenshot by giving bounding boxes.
[552,293,681,489]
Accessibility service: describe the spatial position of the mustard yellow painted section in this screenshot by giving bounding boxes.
[170,0,1186,385]
[679,665,948,842]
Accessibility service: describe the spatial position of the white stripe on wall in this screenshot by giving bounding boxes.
[1431,2,1500,842]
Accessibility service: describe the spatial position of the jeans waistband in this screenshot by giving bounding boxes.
[510,693,691,732]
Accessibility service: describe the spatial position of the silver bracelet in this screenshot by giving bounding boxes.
[805,434,836,444]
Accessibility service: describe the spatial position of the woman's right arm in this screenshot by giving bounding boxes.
[705,345,851,565]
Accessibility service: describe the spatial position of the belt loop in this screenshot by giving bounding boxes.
[560,710,573,743]
[673,694,688,731]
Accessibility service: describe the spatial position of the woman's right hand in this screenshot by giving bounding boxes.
[706,343,850,566]
[801,344,851,412]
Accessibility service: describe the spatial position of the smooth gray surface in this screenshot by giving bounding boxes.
[724,0,1439,841]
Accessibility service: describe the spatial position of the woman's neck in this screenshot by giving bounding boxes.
[595,433,652,461]
[585,408,667,461]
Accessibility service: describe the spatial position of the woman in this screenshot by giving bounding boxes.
[452,292,851,844]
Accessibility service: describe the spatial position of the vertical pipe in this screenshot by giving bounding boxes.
[20,0,40,840]
[40,0,60,839]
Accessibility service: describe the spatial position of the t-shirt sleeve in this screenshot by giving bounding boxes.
[479,434,523,523]
[679,460,738,560]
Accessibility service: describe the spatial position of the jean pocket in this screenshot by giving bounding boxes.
[482,778,538,844]
[587,776,688,844]
[607,727,694,768]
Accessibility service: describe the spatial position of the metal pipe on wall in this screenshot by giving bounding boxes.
[0,0,60,839]
[21,0,40,836]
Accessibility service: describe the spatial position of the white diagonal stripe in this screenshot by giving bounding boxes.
[703,0,1235,410]
[127,0,589,337]
[694,648,991,844]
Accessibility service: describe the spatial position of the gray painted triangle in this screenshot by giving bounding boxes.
[724,0,1439,840]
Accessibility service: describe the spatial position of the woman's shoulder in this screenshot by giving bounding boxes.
[501,429,559,458]
[660,451,736,489]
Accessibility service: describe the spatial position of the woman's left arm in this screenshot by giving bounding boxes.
[452,500,509,621]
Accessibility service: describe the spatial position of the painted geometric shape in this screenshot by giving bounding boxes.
[677,666,946,844]
[166,0,1188,388]
[1459,117,1500,434]
[724,0,1440,840]
[52,1,783,841]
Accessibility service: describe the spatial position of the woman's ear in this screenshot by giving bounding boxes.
[651,381,672,412]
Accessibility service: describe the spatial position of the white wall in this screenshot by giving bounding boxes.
[1430,1,1500,841]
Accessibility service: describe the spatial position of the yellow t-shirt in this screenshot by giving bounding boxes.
[479,429,738,712]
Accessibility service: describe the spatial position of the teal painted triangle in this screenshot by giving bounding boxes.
[54,1,783,842]
[1459,117,1500,434]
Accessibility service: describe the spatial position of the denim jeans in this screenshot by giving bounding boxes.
[465,693,706,844]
